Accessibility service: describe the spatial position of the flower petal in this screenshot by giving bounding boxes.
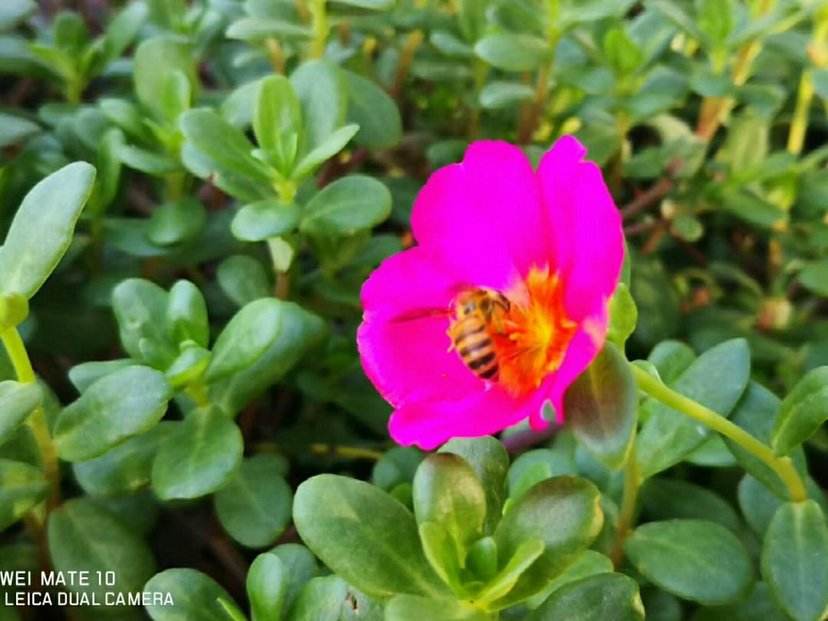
[537,135,624,320]
[360,246,459,317]
[388,386,546,450]
[358,247,481,407]
[411,141,548,290]
[529,308,609,429]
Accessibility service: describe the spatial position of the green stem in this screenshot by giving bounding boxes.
[631,364,808,503]
[185,382,210,408]
[310,443,384,461]
[308,0,328,59]
[610,440,640,567]
[1,328,60,510]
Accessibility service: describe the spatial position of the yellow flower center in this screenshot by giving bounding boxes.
[494,266,577,396]
[448,266,578,397]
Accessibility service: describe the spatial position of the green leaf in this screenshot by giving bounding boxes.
[607,283,638,347]
[54,365,172,462]
[144,569,243,621]
[300,175,391,237]
[636,338,751,478]
[254,74,303,163]
[48,499,156,606]
[112,278,177,369]
[166,280,209,349]
[293,124,360,179]
[291,60,348,151]
[479,81,535,110]
[231,199,300,242]
[529,573,644,621]
[291,575,383,621]
[647,340,695,384]
[474,538,545,605]
[216,255,271,307]
[772,366,828,455]
[98,1,147,68]
[0,381,42,445]
[210,300,325,415]
[226,17,311,42]
[565,343,637,470]
[474,34,550,72]
[206,298,283,382]
[214,454,293,548]
[0,112,39,149]
[761,500,828,621]
[414,454,486,549]
[293,474,446,599]
[68,359,133,393]
[526,550,614,609]
[692,582,788,621]
[72,422,172,496]
[728,382,807,498]
[438,436,508,534]
[696,0,733,46]
[413,454,486,587]
[641,479,741,532]
[624,519,753,605]
[247,553,287,621]
[269,543,319,611]
[738,474,783,536]
[331,0,394,8]
[343,69,401,149]
[118,143,179,175]
[0,162,95,299]
[151,407,243,500]
[165,346,211,389]
[799,260,828,296]
[0,459,47,530]
[493,477,603,605]
[147,198,206,247]
[180,109,274,193]
[385,595,489,620]
[134,36,196,119]
[603,27,643,75]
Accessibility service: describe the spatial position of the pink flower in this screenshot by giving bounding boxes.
[357,137,625,450]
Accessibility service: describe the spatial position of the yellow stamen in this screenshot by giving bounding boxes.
[494,266,577,396]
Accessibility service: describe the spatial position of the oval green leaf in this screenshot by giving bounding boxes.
[624,519,752,605]
[293,474,446,599]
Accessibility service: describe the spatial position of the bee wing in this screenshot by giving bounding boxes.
[390,307,453,323]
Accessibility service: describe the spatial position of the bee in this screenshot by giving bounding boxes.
[448,289,511,381]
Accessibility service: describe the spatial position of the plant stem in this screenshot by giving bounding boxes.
[310,443,384,461]
[787,9,828,154]
[611,441,640,568]
[1,328,60,504]
[695,0,775,141]
[265,37,285,73]
[308,0,328,59]
[630,364,808,502]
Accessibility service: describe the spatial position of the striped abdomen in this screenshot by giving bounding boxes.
[451,317,498,381]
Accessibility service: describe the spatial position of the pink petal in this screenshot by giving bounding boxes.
[388,385,549,450]
[410,141,548,291]
[537,136,624,320]
[530,310,608,428]
[360,246,458,318]
[357,247,481,407]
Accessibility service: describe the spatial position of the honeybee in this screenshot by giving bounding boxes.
[390,287,514,382]
[448,289,511,381]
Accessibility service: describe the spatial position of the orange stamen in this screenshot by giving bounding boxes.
[494,266,577,396]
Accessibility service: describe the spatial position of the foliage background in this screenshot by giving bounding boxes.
[0,0,827,619]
